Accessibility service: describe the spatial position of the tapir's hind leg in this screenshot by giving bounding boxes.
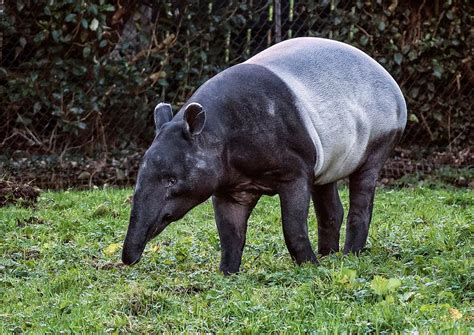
[343,166,378,254]
[343,134,399,254]
[312,182,344,255]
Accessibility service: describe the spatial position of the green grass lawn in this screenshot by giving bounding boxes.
[0,186,472,333]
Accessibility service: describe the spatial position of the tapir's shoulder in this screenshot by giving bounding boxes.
[191,62,296,104]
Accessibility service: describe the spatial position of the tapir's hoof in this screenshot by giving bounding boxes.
[219,266,240,276]
[295,255,319,266]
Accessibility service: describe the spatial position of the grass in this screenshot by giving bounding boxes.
[0,186,472,333]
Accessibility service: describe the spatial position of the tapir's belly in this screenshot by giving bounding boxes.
[245,38,407,184]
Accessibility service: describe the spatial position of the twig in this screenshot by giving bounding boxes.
[24,126,44,147]
[129,34,175,64]
[418,110,434,141]
[47,124,58,152]
[356,24,372,38]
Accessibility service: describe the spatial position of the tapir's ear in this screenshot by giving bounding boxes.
[183,102,206,136]
[154,102,173,131]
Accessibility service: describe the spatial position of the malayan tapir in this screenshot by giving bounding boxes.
[122,37,407,274]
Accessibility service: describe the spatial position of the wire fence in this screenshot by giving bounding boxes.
[1,0,472,189]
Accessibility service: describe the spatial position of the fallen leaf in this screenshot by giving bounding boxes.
[103,243,121,256]
[449,308,463,320]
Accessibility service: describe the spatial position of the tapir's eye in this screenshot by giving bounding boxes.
[167,177,176,187]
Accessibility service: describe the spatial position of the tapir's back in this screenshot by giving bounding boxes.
[245,37,407,184]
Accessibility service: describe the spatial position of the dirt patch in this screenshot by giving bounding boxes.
[16,216,48,227]
[0,180,41,207]
[91,260,126,270]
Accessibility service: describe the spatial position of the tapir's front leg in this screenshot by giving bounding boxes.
[279,178,318,265]
[212,194,260,275]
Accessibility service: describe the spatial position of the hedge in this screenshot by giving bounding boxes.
[1,0,472,155]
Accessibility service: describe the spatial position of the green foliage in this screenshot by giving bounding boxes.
[370,276,402,296]
[302,0,472,147]
[0,187,473,332]
[1,0,472,153]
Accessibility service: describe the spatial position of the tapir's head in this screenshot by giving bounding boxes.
[122,102,218,265]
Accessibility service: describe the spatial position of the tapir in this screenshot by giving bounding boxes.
[122,37,407,274]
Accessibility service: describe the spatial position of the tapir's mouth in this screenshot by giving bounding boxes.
[123,214,175,266]
[147,214,172,241]
[122,244,145,266]
[147,223,165,242]
[125,255,141,266]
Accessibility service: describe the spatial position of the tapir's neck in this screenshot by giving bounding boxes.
[183,63,317,194]
[195,129,228,189]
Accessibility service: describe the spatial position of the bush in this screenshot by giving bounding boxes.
[1,0,471,154]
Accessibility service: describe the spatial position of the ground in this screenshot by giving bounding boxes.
[0,186,472,333]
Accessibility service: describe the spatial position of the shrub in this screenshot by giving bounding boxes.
[1,0,471,154]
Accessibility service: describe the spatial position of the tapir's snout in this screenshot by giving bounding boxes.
[122,251,141,266]
[122,210,149,266]
[122,235,146,266]
[122,206,171,266]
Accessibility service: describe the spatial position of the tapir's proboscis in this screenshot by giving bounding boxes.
[122,37,407,274]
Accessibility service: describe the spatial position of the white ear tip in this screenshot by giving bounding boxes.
[155,102,171,111]
[187,102,203,109]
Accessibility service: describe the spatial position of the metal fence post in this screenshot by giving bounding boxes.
[0,0,4,62]
[274,0,281,43]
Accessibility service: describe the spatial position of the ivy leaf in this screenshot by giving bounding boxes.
[65,13,77,23]
[360,35,369,46]
[99,39,108,48]
[378,21,386,31]
[19,37,27,48]
[410,87,419,98]
[90,18,99,31]
[81,19,89,29]
[88,4,99,16]
[70,107,84,114]
[44,6,52,16]
[33,102,41,113]
[394,53,403,65]
[432,63,443,79]
[33,31,48,44]
[103,4,115,12]
[77,122,87,130]
[51,30,61,43]
[16,0,25,12]
[409,114,419,123]
[83,46,91,58]
[158,79,169,87]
